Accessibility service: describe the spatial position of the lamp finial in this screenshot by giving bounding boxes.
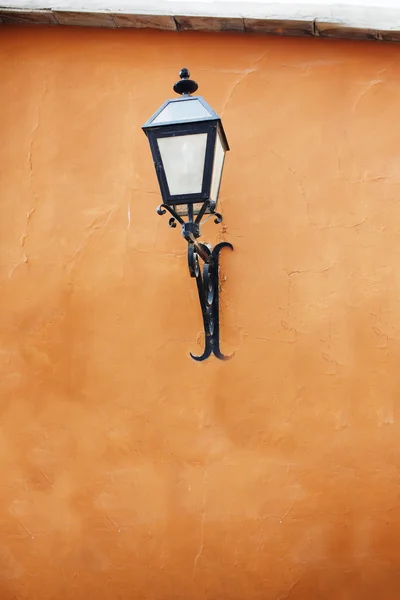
[173,68,198,96]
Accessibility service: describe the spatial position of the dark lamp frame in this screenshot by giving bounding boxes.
[142,69,234,361]
[146,121,227,205]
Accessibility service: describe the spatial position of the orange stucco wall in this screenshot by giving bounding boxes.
[2,25,400,599]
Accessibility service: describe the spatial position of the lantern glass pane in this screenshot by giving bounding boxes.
[158,133,207,196]
[152,99,211,125]
[210,132,225,203]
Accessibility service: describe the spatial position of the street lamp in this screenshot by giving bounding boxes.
[143,69,233,361]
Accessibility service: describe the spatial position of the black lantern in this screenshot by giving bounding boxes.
[142,69,233,361]
[143,68,229,222]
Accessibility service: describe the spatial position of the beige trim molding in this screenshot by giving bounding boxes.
[1,1,400,42]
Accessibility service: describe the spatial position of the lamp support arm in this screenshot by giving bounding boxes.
[187,239,233,361]
[157,201,233,361]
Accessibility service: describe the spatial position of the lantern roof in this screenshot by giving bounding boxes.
[142,96,229,151]
[143,96,217,127]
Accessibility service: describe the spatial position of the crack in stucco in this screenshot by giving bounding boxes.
[322,217,368,229]
[67,208,116,276]
[353,79,383,113]
[28,82,47,190]
[284,264,335,278]
[296,179,313,226]
[193,468,208,579]
[19,207,35,255]
[269,150,316,228]
[278,579,301,600]
[9,82,47,278]
[26,81,48,232]
[9,207,35,278]
[100,504,121,532]
[348,176,386,184]
[279,490,301,523]
[271,149,297,176]
[256,334,297,344]
[352,60,397,113]
[220,50,269,117]
[127,201,131,230]
[39,469,53,488]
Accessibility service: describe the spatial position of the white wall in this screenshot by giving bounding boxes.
[3,0,400,14]
[3,0,400,33]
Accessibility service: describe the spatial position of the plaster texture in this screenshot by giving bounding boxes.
[2,26,400,599]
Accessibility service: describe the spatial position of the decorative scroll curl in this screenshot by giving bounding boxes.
[156,201,233,361]
[189,241,234,362]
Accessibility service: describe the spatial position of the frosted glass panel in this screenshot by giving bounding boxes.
[158,133,207,196]
[210,133,225,203]
[152,99,211,124]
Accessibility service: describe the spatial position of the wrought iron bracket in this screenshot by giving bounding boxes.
[157,202,234,361]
